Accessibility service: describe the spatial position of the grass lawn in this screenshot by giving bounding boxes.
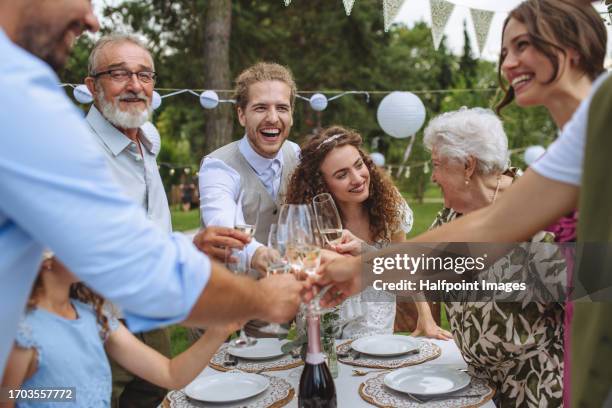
[170,201,443,235]
[171,209,200,232]
[405,202,442,238]
[169,325,191,357]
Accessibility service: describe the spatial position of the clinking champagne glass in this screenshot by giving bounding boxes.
[312,193,343,247]
[278,204,327,316]
[228,190,261,274]
[259,224,290,335]
[278,204,321,278]
[228,190,261,348]
[234,189,260,238]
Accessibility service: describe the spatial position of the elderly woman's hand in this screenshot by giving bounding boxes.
[331,229,366,256]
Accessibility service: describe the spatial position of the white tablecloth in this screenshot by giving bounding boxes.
[188,338,496,408]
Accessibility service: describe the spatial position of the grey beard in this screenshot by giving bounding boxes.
[97,90,152,129]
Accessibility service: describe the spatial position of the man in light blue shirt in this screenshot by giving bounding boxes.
[0,0,305,374]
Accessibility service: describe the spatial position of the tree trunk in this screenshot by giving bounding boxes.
[202,0,233,157]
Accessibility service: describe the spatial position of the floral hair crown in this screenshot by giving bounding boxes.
[316,133,345,150]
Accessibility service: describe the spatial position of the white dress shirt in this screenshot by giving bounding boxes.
[199,136,300,259]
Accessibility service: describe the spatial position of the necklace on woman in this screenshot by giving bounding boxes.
[491,175,502,204]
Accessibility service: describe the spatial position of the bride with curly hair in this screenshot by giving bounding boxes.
[285,125,449,339]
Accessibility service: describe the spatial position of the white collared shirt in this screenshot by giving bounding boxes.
[199,136,300,258]
[86,106,172,233]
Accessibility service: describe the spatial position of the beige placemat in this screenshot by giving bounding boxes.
[359,372,495,408]
[164,374,294,408]
[209,343,303,373]
[337,340,441,369]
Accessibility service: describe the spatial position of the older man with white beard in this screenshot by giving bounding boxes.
[82,34,211,408]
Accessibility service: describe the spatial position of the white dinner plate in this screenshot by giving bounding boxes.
[384,366,471,396]
[227,338,287,360]
[351,334,421,357]
[184,373,269,403]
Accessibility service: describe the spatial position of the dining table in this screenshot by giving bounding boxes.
[163,337,496,408]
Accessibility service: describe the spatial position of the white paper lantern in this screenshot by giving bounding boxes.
[310,93,328,111]
[524,145,546,166]
[73,85,93,104]
[370,152,385,167]
[200,90,219,109]
[377,92,426,139]
[152,91,162,110]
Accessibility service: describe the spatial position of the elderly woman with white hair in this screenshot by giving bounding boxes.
[424,107,565,406]
[426,108,512,215]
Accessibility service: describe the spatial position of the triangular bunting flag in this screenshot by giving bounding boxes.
[429,0,454,50]
[383,0,407,32]
[470,8,494,55]
[343,0,356,15]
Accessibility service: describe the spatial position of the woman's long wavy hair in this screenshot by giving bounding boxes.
[496,0,606,114]
[28,257,111,339]
[285,126,403,244]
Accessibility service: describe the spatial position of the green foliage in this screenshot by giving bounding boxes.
[459,21,478,88]
[61,35,94,83]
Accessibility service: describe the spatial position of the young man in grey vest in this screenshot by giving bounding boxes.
[198,62,300,337]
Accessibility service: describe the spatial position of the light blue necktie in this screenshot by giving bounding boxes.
[261,159,281,198]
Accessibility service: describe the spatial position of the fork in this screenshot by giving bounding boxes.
[351,368,389,376]
[337,349,361,359]
[405,392,484,403]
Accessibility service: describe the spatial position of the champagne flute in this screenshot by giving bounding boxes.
[259,224,290,335]
[234,189,260,238]
[279,204,321,278]
[313,193,343,247]
[228,190,261,274]
[278,204,329,316]
[228,190,261,348]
